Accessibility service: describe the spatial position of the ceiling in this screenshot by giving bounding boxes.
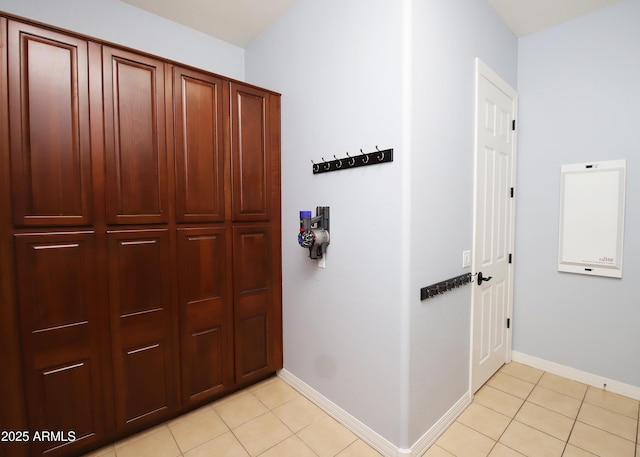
[119,0,298,47]
[119,0,625,47]
[488,0,624,37]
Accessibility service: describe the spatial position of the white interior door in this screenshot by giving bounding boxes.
[471,59,517,393]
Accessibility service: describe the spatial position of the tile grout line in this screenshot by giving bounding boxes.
[484,367,603,456]
[236,385,333,457]
[167,424,182,457]
[485,367,545,457]
[249,380,318,457]
[487,367,640,457]
[228,426,253,457]
[559,381,588,456]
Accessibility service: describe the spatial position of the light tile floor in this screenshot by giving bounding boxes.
[83,376,383,457]
[427,362,640,457]
[84,363,640,457]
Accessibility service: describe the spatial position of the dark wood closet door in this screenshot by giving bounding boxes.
[230,84,272,222]
[14,232,106,456]
[177,227,233,404]
[0,17,27,457]
[174,67,228,223]
[107,229,176,429]
[7,22,93,227]
[1,15,282,457]
[233,225,279,383]
[103,47,168,225]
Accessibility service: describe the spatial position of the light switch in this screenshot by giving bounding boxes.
[462,250,471,268]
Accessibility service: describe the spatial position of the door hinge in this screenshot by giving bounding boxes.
[509,253,512,264]
[512,120,516,131]
[507,318,511,329]
[510,187,514,198]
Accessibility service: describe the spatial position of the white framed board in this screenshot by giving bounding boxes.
[558,159,626,278]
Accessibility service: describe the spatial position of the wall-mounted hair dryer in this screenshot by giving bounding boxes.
[298,206,330,259]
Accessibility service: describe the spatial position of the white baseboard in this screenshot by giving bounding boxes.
[511,351,640,401]
[277,369,471,457]
[277,369,398,456]
[401,391,472,456]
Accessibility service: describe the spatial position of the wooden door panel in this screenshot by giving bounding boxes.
[8,21,92,227]
[237,314,268,377]
[188,328,223,400]
[231,85,271,221]
[235,231,269,293]
[107,229,176,428]
[19,239,89,330]
[39,361,94,438]
[14,232,105,455]
[122,342,169,421]
[177,227,232,404]
[233,226,275,382]
[103,47,167,224]
[174,68,227,223]
[112,237,167,316]
[0,18,28,457]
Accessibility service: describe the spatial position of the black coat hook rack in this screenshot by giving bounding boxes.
[312,147,393,174]
[420,273,473,301]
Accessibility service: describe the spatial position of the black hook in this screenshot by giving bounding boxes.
[346,152,355,166]
[360,149,369,164]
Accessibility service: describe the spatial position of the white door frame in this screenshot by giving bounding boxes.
[470,58,517,393]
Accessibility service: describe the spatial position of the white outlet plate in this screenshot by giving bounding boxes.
[462,250,471,268]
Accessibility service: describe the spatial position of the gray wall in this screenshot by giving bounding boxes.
[0,0,245,80]
[407,0,517,445]
[246,0,407,446]
[514,0,640,386]
[246,0,517,448]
